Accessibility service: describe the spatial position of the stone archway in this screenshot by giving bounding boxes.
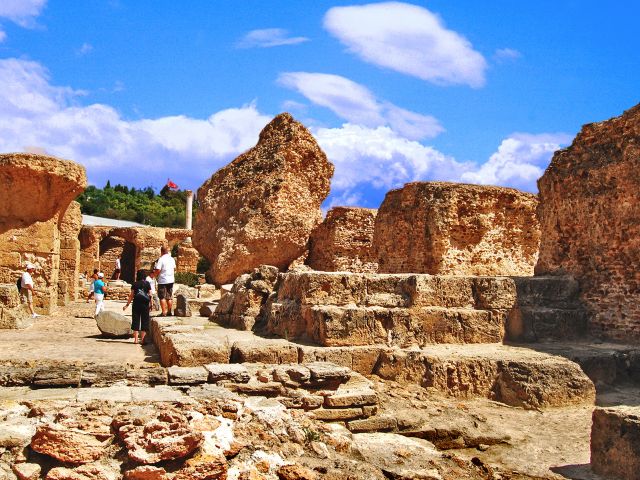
[99,236,137,283]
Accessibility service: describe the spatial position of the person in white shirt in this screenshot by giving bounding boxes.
[20,263,38,318]
[114,256,121,280]
[154,246,176,316]
[145,270,160,311]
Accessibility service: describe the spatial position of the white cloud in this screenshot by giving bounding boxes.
[0,0,46,27]
[236,28,309,48]
[324,2,487,88]
[314,123,469,195]
[494,48,522,62]
[77,43,93,56]
[278,72,443,140]
[0,57,272,189]
[460,133,572,192]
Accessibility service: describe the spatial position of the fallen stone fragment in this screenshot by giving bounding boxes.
[277,464,318,480]
[117,410,203,464]
[31,424,108,465]
[96,311,131,338]
[174,294,191,317]
[45,464,116,480]
[12,463,40,480]
[123,466,167,480]
[167,366,208,385]
[172,453,227,480]
[591,406,640,480]
[206,364,250,384]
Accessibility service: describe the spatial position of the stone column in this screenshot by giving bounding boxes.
[185,190,193,231]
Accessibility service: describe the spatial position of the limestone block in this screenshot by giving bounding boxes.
[96,311,131,337]
[205,364,250,384]
[591,406,640,479]
[373,182,540,276]
[193,113,333,285]
[307,207,378,273]
[167,366,209,385]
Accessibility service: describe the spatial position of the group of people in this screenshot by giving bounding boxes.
[19,246,177,345]
[84,246,176,345]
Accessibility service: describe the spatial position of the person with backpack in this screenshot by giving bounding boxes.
[123,270,152,345]
[18,263,38,318]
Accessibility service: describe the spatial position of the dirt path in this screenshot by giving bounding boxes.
[0,300,160,365]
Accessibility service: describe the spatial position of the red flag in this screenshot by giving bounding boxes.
[166,179,178,190]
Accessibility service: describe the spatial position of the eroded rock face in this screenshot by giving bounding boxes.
[591,406,640,480]
[59,201,83,304]
[194,113,334,285]
[373,182,540,276]
[537,104,640,342]
[0,153,87,314]
[307,207,378,273]
[214,265,279,331]
[31,424,108,465]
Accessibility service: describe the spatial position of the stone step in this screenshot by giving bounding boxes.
[303,305,504,347]
[373,344,595,409]
[506,306,588,342]
[512,276,582,308]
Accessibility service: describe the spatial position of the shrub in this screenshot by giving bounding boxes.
[174,272,199,287]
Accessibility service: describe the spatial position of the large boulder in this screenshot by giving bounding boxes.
[372,182,540,276]
[193,113,334,285]
[96,311,131,337]
[537,103,640,342]
[307,207,378,273]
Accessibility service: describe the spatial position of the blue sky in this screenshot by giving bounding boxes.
[0,1,638,208]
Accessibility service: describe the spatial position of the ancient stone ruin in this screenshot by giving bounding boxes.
[0,153,87,316]
[2,107,640,479]
[537,103,640,342]
[373,182,540,276]
[193,113,334,285]
[79,225,195,283]
[307,207,378,273]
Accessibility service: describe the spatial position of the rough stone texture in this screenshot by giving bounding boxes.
[536,104,640,342]
[591,406,640,480]
[174,294,191,317]
[373,182,540,276]
[213,265,279,330]
[175,239,200,274]
[79,226,192,283]
[116,409,203,464]
[193,113,334,285]
[307,207,378,273]
[374,345,595,409]
[31,424,108,465]
[46,464,116,480]
[59,201,83,304]
[0,153,87,314]
[96,311,131,337]
[0,284,31,329]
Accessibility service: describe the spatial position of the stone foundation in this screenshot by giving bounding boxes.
[537,104,640,342]
[307,207,378,273]
[591,406,640,479]
[373,182,540,276]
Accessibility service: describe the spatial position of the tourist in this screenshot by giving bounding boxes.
[145,269,160,311]
[123,270,152,345]
[93,272,107,317]
[154,246,176,316]
[19,263,38,318]
[86,268,99,303]
[114,256,121,280]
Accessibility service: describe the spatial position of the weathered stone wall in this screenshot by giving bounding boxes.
[194,113,334,285]
[79,226,194,281]
[307,207,378,273]
[58,201,82,304]
[536,104,640,342]
[176,241,199,274]
[372,182,540,276]
[0,153,87,314]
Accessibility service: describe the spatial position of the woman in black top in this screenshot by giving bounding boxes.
[123,270,152,345]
